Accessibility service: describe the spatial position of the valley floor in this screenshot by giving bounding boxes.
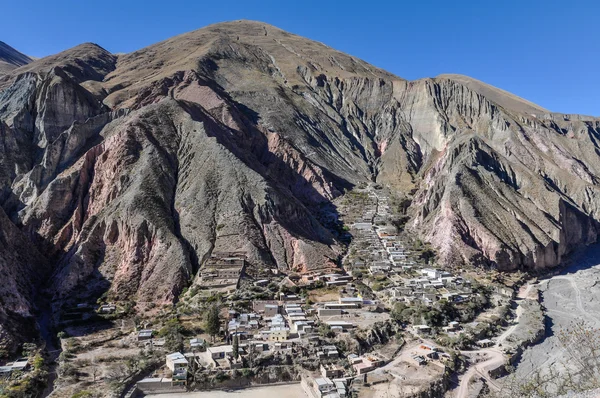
[504,245,600,394]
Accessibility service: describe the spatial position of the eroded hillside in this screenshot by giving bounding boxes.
[0,20,599,351]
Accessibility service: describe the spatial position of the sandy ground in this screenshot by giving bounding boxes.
[507,245,600,392]
[358,341,444,398]
[318,308,390,329]
[145,384,306,398]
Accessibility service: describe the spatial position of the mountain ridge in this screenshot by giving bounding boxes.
[0,20,599,353]
[0,41,34,75]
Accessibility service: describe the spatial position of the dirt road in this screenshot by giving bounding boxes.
[453,283,534,398]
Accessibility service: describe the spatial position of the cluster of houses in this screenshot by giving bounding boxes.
[335,188,484,337]
[390,268,474,307]
[305,376,349,398]
[136,288,387,393]
[301,352,387,398]
[340,190,417,277]
[347,353,385,375]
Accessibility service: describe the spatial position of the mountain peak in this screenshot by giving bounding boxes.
[0,41,116,85]
[0,41,33,75]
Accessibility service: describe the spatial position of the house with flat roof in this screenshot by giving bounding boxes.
[267,327,290,341]
[320,363,343,378]
[206,345,233,360]
[166,352,188,386]
[166,352,188,372]
[325,321,354,331]
[264,304,279,318]
[314,377,336,395]
[339,297,363,306]
[138,329,153,341]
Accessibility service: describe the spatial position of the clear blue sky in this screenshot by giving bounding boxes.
[2,0,598,115]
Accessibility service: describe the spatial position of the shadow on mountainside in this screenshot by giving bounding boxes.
[535,242,600,282]
[176,97,351,248]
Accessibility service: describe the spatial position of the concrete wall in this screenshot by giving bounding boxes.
[318,309,342,317]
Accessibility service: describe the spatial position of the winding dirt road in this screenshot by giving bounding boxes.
[453,283,533,398]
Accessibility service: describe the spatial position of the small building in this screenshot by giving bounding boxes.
[264,304,280,318]
[166,352,188,386]
[321,363,344,378]
[411,355,427,366]
[268,327,290,341]
[347,354,362,365]
[138,329,154,341]
[99,304,116,314]
[443,321,460,332]
[338,297,363,307]
[273,341,293,351]
[166,352,188,373]
[12,358,29,371]
[206,345,233,360]
[324,303,358,310]
[318,345,339,360]
[414,325,431,334]
[253,300,280,313]
[325,321,354,331]
[419,344,438,351]
[314,377,336,394]
[190,338,206,350]
[318,308,343,317]
[421,268,441,279]
[353,362,375,375]
[477,339,494,348]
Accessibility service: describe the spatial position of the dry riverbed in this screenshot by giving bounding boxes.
[502,245,600,395]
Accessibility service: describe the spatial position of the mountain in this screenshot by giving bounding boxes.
[0,41,33,75]
[0,20,599,351]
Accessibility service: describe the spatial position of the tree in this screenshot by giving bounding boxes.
[232,334,239,359]
[159,317,184,352]
[32,354,44,371]
[22,343,37,357]
[391,216,410,232]
[319,324,335,338]
[398,198,412,215]
[205,304,221,341]
[89,362,101,382]
[420,247,436,264]
[391,303,408,323]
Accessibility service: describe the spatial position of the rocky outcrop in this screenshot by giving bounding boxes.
[405,77,600,270]
[0,205,48,353]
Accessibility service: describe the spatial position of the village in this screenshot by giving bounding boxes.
[124,185,519,398]
[0,185,526,398]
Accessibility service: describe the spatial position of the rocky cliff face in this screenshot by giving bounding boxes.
[0,206,48,352]
[0,20,599,350]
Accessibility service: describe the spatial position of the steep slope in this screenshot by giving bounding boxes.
[0,21,599,351]
[436,74,549,115]
[0,206,49,353]
[0,41,33,75]
[394,77,600,269]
